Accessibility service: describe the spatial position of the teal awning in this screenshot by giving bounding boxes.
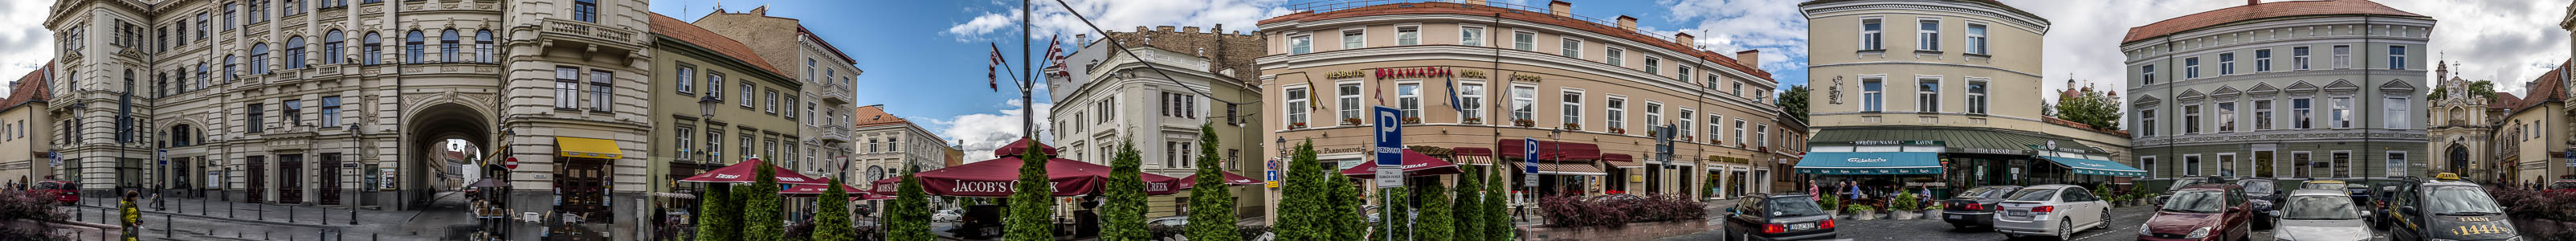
[1794,152,1943,175]
[2042,156,2145,177]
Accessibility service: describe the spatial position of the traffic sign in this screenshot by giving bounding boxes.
[504,157,521,170]
[1373,106,1404,187]
[1522,138,1539,174]
[47,151,57,167]
[1655,125,1674,169]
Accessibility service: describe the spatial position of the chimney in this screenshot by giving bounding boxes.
[1676,32,1696,49]
[2248,0,2260,6]
[1734,50,1761,67]
[749,5,770,16]
[1137,27,1149,32]
[1183,27,1201,33]
[1616,15,1637,31]
[1548,1,1572,18]
[1076,34,1089,45]
[1465,0,1488,4]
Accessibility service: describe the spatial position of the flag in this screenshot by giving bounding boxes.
[990,43,1006,92]
[1043,35,1067,77]
[1444,69,1463,113]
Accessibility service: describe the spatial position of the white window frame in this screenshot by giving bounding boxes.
[2142,64,2157,84]
[1915,18,1940,51]
[1561,88,1585,129]
[1707,114,1724,143]
[1605,47,1624,67]
[1341,27,1366,50]
[2330,150,2353,178]
[1397,80,1423,120]
[1644,56,1661,75]
[2218,153,2238,178]
[2292,97,2313,129]
[2185,57,2201,79]
[1604,96,1627,133]
[1459,81,1486,124]
[1394,25,1420,46]
[2184,104,2202,134]
[2292,151,2313,178]
[2184,154,2203,177]
[1459,25,1486,47]
[1561,37,1583,59]
[2386,151,2408,178]
[2254,99,2274,130]
[1966,22,1988,55]
[1288,32,1312,54]
[2141,108,2158,136]
[1676,108,1695,141]
[2388,45,2407,70]
[1756,124,1771,149]
[2330,96,2353,129]
[2255,49,2272,72]
[2142,156,2160,178]
[1337,81,1365,126]
[2332,45,2352,69]
[2385,96,2408,129]
[1512,84,1537,123]
[1860,76,1884,112]
[1644,100,1665,133]
[2219,52,2235,75]
[2217,101,2236,133]
[1966,79,1988,114]
[1731,118,1747,146]
[1916,76,1940,112]
[1859,17,1884,51]
[2293,47,2311,70]
[2255,147,2280,178]
[1513,31,1535,51]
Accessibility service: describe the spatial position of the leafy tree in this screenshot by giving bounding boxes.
[1451,167,1484,241]
[888,169,934,240]
[1415,184,1455,241]
[1187,126,1242,241]
[2054,84,2125,130]
[747,162,785,241]
[2429,80,2497,101]
[1276,141,1329,240]
[1782,84,1811,123]
[696,184,738,241]
[1006,138,1058,241]
[812,178,855,241]
[1102,141,1149,241]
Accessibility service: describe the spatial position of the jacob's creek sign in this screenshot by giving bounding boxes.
[949,180,1063,193]
[714,174,743,179]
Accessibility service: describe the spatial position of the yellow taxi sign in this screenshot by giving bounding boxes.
[2435,173,2461,180]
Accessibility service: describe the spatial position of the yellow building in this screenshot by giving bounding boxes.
[0,63,55,186]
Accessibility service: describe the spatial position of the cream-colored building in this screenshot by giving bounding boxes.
[1257,1,1800,224]
[642,11,807,239]
[2427,62,2500,181]
[2488,62,2566,184]
[850,104,951,185]
[2123,0,2431,187]
[0,64,55,186]
[1802,0,2138,187]
[1049,27,1267,219]
[688,6,863,178]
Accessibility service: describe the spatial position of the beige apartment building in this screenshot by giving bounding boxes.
[0,64,54,186]
[1047,26,1268,219]
[1256,1,1803,223]
[1802,0,2141,189]
[2489,62,2566,184]
[642,12,808,239]
[689,6,864,178]
[849,104,952,190]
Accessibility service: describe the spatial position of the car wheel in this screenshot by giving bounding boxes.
[2099,209,2110,231]
[2058,219,2073,240]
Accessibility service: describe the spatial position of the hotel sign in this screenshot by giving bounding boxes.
[1849,141,1944,145]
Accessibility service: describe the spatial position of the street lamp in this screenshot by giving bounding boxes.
[1547,128,1561,197]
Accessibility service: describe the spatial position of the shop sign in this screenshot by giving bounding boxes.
[1851,141,1944,145]
[1958,148,2023,155]
[1904,182,1946,187]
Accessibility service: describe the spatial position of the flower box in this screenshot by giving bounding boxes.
[1289,122,1308,129]
[1611,128,1627,134]
[1464,117,1484,125]
[1343,117,1364,125]
[1402,116,1422,124]
[1513,119,1536,127]
[1562,123,1582,131]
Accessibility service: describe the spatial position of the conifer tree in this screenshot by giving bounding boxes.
[1186,126,1242,241]
[1415,184,1454,241]
[1101,141,1149,241]
[1275,141,1329,240]
[811,178,855,241]
[1451,167,1484,241]
[1329,175,1366,241]
[888,170,934,240]
[1005,138,1057,240]
[746,161,785,241]
[695,184,737,241]
[1487,165,1513,240]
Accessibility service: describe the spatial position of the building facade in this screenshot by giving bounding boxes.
[850,104,951,185]
[643,11,807,239]
[2426,62,2500,181]
[1048,27,1268,219]
[0,64,55,186]
[1256,0,1801,224]
[1802,0,2138,190]
[687,6,863,178]
[2123,0,2431,188]
[2488,62,2566,184]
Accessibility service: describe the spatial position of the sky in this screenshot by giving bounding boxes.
[0,0,2561,159]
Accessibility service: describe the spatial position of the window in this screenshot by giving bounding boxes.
[1459,26,1484,47]
[784,98,798,118]
[2185,154,2202,176]
[2142,157,2159,178]
[2141,108,2158,136]
[1643,102,1664,132]
[2253,100,2274,130]
[2141,64,2157,84]
[675,64,694,94]
[1732,119,1747,145]
[2293,47,2311,70]
[1397,83,1420,120]
[361,32,382,65]
[1285,88,1308,126]
[1341,29,1363,50]
[1459,83,1484,123]
[704,129,723,159]
[2215,102,2239,132]
[1513,31,1534,51]
[284,99,304,126]
[2332,45,2351,69]
[2292,98,2313,129]
[2218,153,2237,177]
[249,0,265,23]
[1605,47,1623,67]
[224,4,236,31]
[1966,80,1987,114]
[194,63,206,90]
[284,0,300,15]
[2184,104,2202,134]
[1916,18,1939,51]
[2255,49,2272,72]
[320,96,341,126]
[1860,77,1884,112]
[405,31,424,63]
[1731,80,1745,96]
[1643,57,1659,75]
[196,13,207,40]
[1395,26,1419,46]
[740,82,754,108]
[1561,38,1582,59]
[676,126,694,159]
[2385,97,2408,129]
[1561,90,1583,128]
[247,104,263,133]
[2292,152,2313,178]
[763,90,778,113]
[1708,114,1723,142]
[2386,152,2407,177]
[2219,53,2235,75]
[806,59,815,81]
[1757,125,1770,148]
[1511,86,1536,122]
[223,55,238,81]
[1916,77,1939,112]
[1860,18,1883,51]
[556,67,581,108]
[2184,57,2200,79]
[591,70,614,112]
[1604,97,1627,131]
[1676,67,1692,82]
[476,30,495,63]
[2388,46,2407,70]
[286,36,307,69]
[1677,109,1694,141]
[2256,149,2278,178]
[2329,97,2352,129]
[322,31,343,64]
[2330,151,2351,178]
[439,29,459,63]
[1337,83,1361,125]
[1966,23,1987,55]
[1288,34,1312,54]
[573,0,598,22]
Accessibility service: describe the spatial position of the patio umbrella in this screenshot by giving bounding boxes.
[781,178,870,197]
[1175,171,1263,190]
[677,158,830,185]
[1339,149,1464,178]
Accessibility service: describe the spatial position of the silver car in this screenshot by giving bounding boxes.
[1993,184,2113,239]
[2270,189,2373,241]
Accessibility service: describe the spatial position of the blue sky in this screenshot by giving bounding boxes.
[648,0,1816,157]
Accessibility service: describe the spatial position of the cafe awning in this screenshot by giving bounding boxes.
[1518,161,1606,176]
[1452,147,1492,157]
[2042,156,2146,177]
[1495,139,1600,160]
[1601,153,1634,162]
[555,137,623,159]
[1809,128,2105,154]
[1794,152,1943,175]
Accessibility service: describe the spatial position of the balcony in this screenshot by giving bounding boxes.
[819,125,853,142]
[819,83,851,104]
[536,18,646,53]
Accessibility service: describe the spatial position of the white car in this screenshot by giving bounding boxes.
[2270,190,2373,241]
[1992,184,2113,239]
[933,210,961,222]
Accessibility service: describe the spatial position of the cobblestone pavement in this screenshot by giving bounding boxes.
[1659,204,2398,241]
[60,191,475,241]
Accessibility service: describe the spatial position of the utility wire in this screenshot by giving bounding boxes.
[1049,0,1248,106]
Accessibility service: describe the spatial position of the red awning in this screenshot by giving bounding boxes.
[1452,147,1493,157]
[677,158,830,185]
[1601,153,1634,162]
[994,139,1059,157]
[1494,139,1601,160]
[1177,171,1262,190]
[863,141,1193,198]
[1340,149,1463,178]
[782,178,869,197]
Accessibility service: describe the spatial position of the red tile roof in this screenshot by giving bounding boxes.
[1259,2,1771,80]
[2123,0,2426,44]
[852,104,908,128]
[648,13,786,76]
[2499,60,2568,112]
[0,62,51,112]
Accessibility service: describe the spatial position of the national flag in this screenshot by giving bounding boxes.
[1043,35,1068,77]
[1445,69,1464,113]
[990,43,1006,92]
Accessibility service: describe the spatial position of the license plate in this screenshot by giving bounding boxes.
[2008,210,2030,217]
[1948,214,1965,219]
[1790,223,1815,231]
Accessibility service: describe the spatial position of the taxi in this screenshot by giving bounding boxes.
[2385,173,2521,241]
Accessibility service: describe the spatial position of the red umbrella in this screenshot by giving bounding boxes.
[678,158,829,185]
[1176,171,1262,190]
[1340,149,1463,178]
[782,178,869,197]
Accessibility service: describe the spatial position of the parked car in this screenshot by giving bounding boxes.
[932,209,961,222]
[2268,189,2372,241]
[2232,178,2281,229]
[1993,184,2111,239]
[1720,193,1836,240]
[2546,180,2576,193]
[1939,185,2023,230]
[2138,183,2251,241]
[2298,179,2346,190]
[2386,174,2521,241]
[35,180,76,205]
[1145,215,1188,228]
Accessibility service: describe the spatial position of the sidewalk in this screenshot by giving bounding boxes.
[62,191,476,241]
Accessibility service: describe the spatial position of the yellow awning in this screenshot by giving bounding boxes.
[555,137,623,159]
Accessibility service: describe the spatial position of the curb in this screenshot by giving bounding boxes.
[76,203,349,229]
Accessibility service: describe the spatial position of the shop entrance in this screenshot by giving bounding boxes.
[279,154,304,204]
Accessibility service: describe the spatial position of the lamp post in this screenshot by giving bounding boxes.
[1547,128,1562,198]
[349,124,360,225]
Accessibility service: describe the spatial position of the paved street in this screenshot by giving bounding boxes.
[1660,205,2397,240]
[54,192,476,241]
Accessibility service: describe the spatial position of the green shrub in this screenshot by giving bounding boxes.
[1005,138,1058,241]
[1186,127,1240,241]
[1101,141,1149,241]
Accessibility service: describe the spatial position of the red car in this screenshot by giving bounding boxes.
[2547,181,2576,194]
[35,180,77,205]
[2138,183,2252,241]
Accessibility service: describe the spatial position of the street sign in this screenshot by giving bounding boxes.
[1523,137,1539,187]
[1655,125,1674,169]
[504,157,521,170]
[1376,168,1404,186]
[157,149,168,165]
[1373,106,1404,187]
[47,151,57,167]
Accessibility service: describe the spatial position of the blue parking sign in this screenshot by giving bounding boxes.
[1524,138,1540,174]
[1374,107,1403,166]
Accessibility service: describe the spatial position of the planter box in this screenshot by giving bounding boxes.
[1524,219,1710,241]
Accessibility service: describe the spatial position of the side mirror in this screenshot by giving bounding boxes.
[2267,210,2282,217]
[2154,196,2170,206]
[2360,210,2373,217]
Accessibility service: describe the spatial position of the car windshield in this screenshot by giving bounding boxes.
[2424,186,2504,215]
[2169,179,2207,191]
[2237,181,2276,194]
[2162,190,2226,214]
[2303,183,2341,190]
[1953,186,2011,199]
[1768,197,1827,217]
[2281,196,2361,220]
[2004,188,2059,202]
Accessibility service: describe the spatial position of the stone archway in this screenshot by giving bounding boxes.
[2448,144,2470,176]
[399,102,492,210]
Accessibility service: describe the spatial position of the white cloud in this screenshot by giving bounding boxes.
[2001,0,2570,103]
[920,100,1054,161]
[0,0,55,96]
[1655,0,1809,75]
[942,0,1297,43]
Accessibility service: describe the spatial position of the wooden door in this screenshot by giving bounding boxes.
[557,158,609,223]
[279,155,304,204]
[319,154,341,206]
[247,156,266,202]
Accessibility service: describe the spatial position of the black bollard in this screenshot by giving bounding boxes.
[165,213,172,237]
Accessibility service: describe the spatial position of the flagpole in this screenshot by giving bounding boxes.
[1021,0,1036,141]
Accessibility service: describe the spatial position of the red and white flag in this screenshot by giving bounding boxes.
[1043,35,1067,77]
[990,43,1006,92]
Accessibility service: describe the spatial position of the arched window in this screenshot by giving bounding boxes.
[440,29,459,63]
[249,43,270,74]
[323,30,344,64]
[475,30,495,63]
[361,31,382,65]
[405,31,424,63]
[169,125,194,147]
[222,55,238,81]
[194,63,207,91]
[284,36,306,69]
